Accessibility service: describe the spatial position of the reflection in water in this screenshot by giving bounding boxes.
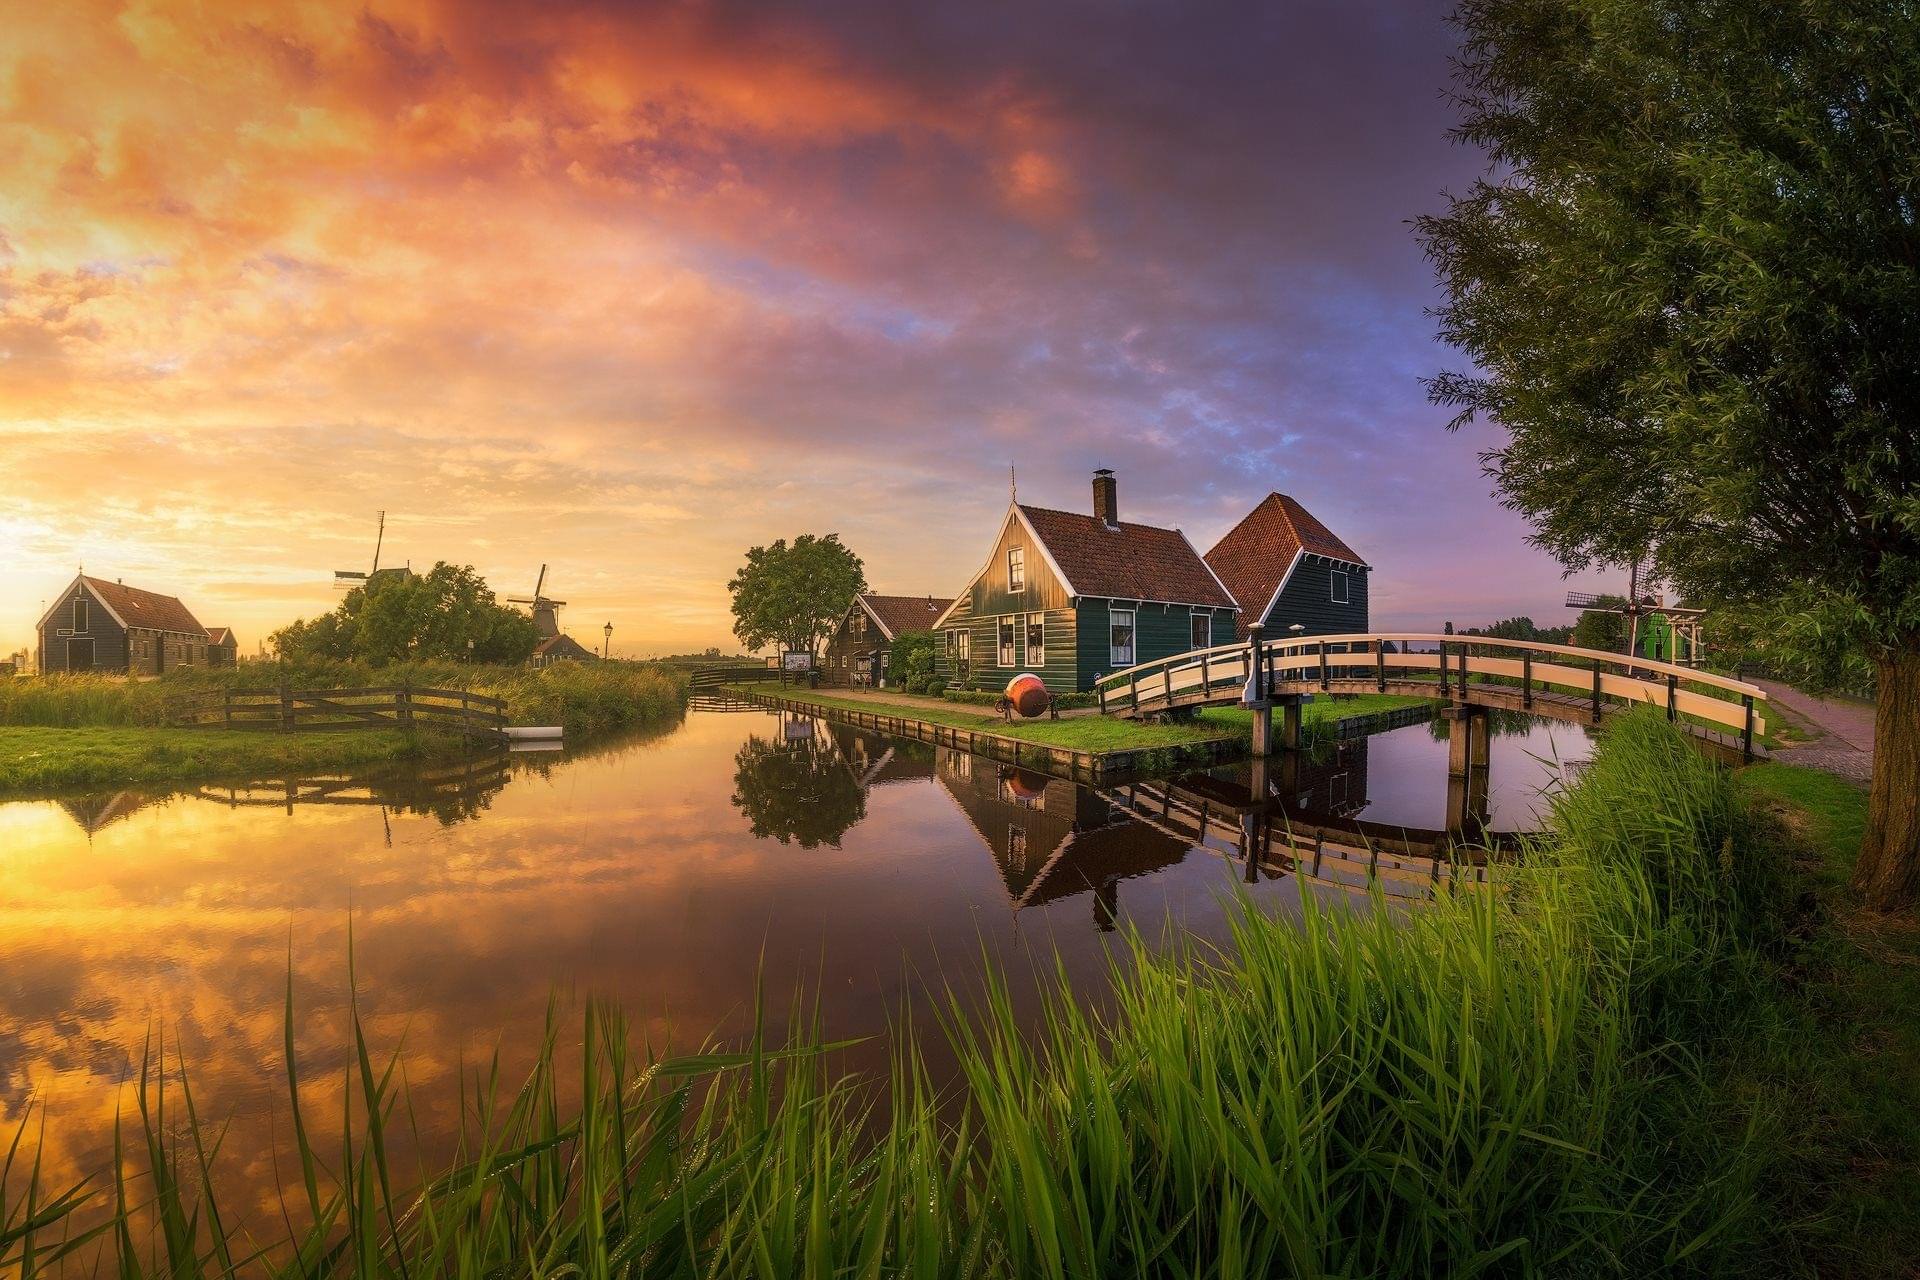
[0,701,1591,1220]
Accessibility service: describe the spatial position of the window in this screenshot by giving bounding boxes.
[1110,609,1135,666]
[1007,546,1025,593]
[945,628,957,655]
[1007,826,1028,868]
[1331,569,1350,605]
[72,597,87,632]
[998,617,1017,666]
[957,629,970,660]
[1191,613,1211,649]
[1026,613,1045,667]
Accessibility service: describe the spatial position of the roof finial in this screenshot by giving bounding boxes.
[1009,463,1017,504]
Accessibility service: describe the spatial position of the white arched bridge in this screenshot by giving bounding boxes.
[1094,631,1768,763]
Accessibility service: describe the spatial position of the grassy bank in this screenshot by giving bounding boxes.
[724,679,1430,754]
[0,661,688,735]
[0,726,464,794]
[12,712,1884,1276]
[0,663,688,793]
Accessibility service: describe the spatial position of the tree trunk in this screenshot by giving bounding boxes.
[1851,645,1920,913]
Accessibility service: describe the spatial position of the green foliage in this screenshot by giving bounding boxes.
[3,715,1815,1276]
[942,686,1098,710]
[727,534,866,658]
[1572,604,1627,653]
[728,730,866,847]
[1420,0,1920,667]
[0,726,452,793]
[272,563,540,665]
[887,629,937,692]
[1461,614,1573,645]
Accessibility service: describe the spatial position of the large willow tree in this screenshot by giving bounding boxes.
[1420,0,1920,910]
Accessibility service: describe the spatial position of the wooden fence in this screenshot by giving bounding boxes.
[170,685,508,741]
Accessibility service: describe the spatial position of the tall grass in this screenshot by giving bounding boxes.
[3,713,1787,1277]
[0,662,688,737]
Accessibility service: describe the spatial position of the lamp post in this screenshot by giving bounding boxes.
[603,621,613,660]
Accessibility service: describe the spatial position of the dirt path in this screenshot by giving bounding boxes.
[1757,678,1875,784]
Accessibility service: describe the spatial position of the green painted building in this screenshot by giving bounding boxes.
[931,470,1240,693]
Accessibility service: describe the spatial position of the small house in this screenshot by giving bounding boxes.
[531,633,598,669]
[823,593,953,686]
[931,470,1239,693]
[205,627,239,667]
[1203,493,1369,641]
[35,574,211,675]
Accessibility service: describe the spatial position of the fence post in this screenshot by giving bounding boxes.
[1319,639,1329,691]
[1666,672,1677,722]
[1591,660,1603,723]
[224,688,233,729]
[279,681,291,733]
[1522,651,1533,708]
[1376,640,1386,692]
[399,683,413,730]
[1201,650,1211,694]
[1438,641,1449,696]
[1742,695,1755,762]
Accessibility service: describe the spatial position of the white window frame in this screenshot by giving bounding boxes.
[72,596,87,632]
[1190,611,1211,649]
[958,629,971,660]
[1025,613,1045,667]
[1007,546,1026,593]
[1110,608,1136,667]
[1331,569,1350,605]
[997,616,1017,667]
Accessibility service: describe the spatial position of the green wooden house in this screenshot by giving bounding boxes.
[1203,492,1370,640]
[931,470,1239,693]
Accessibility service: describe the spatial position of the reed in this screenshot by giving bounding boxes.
[3,712,1790,1277]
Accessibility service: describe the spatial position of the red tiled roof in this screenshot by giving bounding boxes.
[206,627,233,646]
[860,593,953,638]
[1018,505,1236,609]
[80,576,207,636]
[1204,493,1367,638]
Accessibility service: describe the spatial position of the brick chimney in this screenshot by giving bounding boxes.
[1092,468,1118,528]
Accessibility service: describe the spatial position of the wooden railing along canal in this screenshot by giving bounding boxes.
[170,685,508,741]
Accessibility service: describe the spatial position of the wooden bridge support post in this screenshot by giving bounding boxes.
[1277,694,1305,752]
[1250,702,1275,757]
[1443,705,1491,839]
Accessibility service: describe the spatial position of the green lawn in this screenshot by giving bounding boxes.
[0,725,467,794]
[724,683,1432,754]
[1736,763,1920,1277]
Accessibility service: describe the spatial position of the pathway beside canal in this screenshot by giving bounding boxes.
[1755,678,1877,784]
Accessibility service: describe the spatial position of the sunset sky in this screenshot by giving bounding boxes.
[1,0,1618,658]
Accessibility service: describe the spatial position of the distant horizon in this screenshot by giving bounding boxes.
[5,1,1629,656]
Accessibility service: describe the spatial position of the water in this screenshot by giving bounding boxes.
[0,702,1592,1207]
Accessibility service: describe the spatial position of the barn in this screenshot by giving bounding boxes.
[36,574,211,675]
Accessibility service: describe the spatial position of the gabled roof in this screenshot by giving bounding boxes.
[206,627,234,646]
[38,575,208,637]
[858,593,953,640]
[1015,504,1238,609]
[1204,494,1368,636]
[533,633,597,659]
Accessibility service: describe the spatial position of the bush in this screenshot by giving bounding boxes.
[924,678,947,697]
[887,630,938,693]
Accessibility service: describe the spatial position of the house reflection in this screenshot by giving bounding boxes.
[932,749,1191,931]
[57,791,165,836]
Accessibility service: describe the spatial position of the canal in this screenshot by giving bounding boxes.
[0,699,1593,1209]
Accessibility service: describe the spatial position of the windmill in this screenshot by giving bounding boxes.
[334,511,387,590]
[508,564,567,638]
[1565,555,1707,665]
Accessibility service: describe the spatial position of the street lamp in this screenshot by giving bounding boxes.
[603,621,613,660]
[1287,623,1305,681]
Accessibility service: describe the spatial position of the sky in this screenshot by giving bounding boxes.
[0,0,1618,659]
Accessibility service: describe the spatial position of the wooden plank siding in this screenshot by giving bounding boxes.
[1076,601,1237,690]
[1258,557,1369,638]
[39,582,128,673]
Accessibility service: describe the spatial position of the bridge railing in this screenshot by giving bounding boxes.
[1094,632,1767,747]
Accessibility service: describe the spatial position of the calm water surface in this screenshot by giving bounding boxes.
[0,702,1591,1209]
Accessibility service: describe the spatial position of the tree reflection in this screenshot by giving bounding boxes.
[729,723,867,848]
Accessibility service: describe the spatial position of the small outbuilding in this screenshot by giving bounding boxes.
[1203,493,1369,641]
[36,574,211,675]
[530,633,599,668]
[205,627,239,667]
[823,593,953,686]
